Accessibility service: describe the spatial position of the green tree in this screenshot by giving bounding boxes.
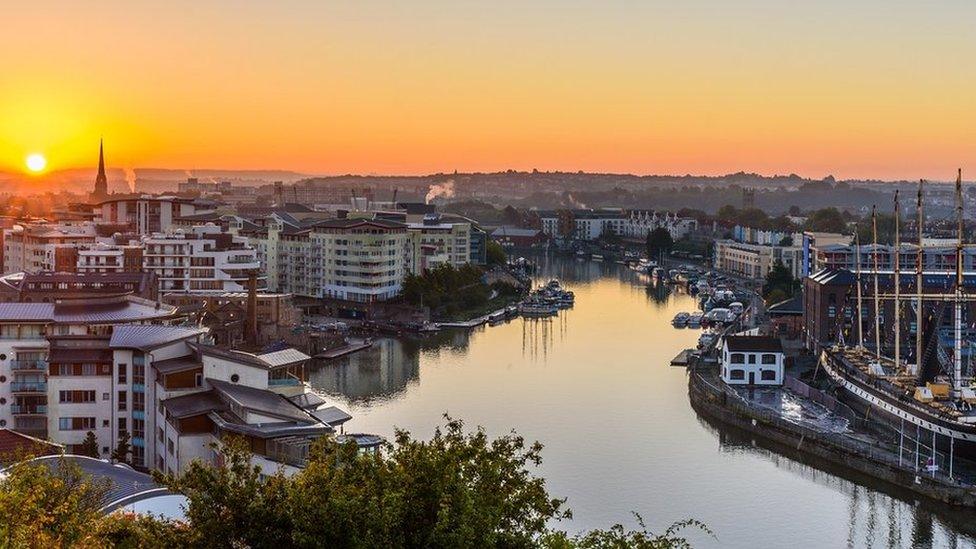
[111,430,131,464]
[763,260,798,300]
[646,227,674,261]
[805,207,848,233]
[0,457,110,547]
[79,431,99,459]
[486,240,507,266]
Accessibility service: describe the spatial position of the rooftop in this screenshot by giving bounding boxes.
[724,335,784,353]
[109,325,207,350]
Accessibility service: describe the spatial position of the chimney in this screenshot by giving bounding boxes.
[246,270,258,346]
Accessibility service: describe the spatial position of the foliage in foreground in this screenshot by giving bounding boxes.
[0,417,710,548]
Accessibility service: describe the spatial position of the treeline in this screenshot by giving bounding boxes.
[0,418,708,548]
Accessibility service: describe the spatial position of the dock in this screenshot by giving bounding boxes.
[670,349,696,367]
[315,341,372,360]
[436,316,488,329]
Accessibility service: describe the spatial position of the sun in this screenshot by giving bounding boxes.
[25,153,47,173]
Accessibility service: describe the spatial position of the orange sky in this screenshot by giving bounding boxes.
[2,1,975,180]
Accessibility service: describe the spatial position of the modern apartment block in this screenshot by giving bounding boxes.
[142,224,265,293]
[406,215,471,269]
[712,240,804,280]
[93,196,208,235]
[0,291,349,475]
[256,217,414,302]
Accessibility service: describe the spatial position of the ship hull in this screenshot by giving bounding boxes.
[821,349,976,462]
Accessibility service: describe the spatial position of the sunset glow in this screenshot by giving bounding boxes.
[25,153,46,173]
[2,2,975,179]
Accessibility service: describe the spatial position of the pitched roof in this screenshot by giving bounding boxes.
[257,348,311,368]
[152,355,203,374]
[161,390,226,419]
[110,325,207,350]
[188,342,309,370]
[767,293,803,316]
[208,378,311,422]
[0,429,62,462]
[724,335,784,353]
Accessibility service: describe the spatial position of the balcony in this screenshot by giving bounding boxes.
[11,404,47,415]
[10,381,47,393]
[11,359,48,371]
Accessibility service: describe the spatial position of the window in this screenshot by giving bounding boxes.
[761,370,777,381]
[729,370,745,380]
[747,354,756,364]
[59,390,96,403]
[761,354,777,365]
[118,391,127,411]
[58,417,95,431]
[167,438,174,455]
[118,363,127,384]
[158,427,164,442]
[730,353,745,364]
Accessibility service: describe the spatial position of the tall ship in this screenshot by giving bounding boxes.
[819,171,976,467]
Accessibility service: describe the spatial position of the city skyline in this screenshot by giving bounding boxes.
[4,1,976,181]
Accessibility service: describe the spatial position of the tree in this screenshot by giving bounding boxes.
[778,235,793,247]
[0,457,110,547]
[805,207,848,234]
[763,260,798,300]
[1,419,703,548]
[646,228,674,261]
[486,240,507,266]
[79,431,99,459]
[111,430,131,464]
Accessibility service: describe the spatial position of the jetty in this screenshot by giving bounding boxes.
[315,340,372,360]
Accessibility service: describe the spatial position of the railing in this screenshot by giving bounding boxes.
[268,377,302,387]
[11,359,48,370]
[691,370,976,489]
[10,381,47,393]
[11,405,47,415]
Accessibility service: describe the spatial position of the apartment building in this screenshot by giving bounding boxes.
[713,240,804,280]
[61,242,144,274]
[0,295,184,458]
[406,215,471,268]
[94,196,209,235]
[2,222,97,274]
[143,224,265,293]
[621,210,698,240]
[0,272,158,302]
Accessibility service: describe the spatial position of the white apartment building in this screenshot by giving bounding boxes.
[256,217,413,302]
[143,224,264,293]
[0,292,350,474]
[2,222,97,274]
[573,211,626,241]
[406,215,471,268]
[713,240,804,280]
[621,210,698,240]
[94,196,207,234]
[74,242,144,274]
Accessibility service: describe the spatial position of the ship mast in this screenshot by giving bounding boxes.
[872,205,881,362]
[894,190,901,369]
[954,169,964,398]
[916,180,924,374]
[854,222,864,349]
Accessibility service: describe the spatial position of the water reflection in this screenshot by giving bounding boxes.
[305,254,976,547]
[693,407,976,548]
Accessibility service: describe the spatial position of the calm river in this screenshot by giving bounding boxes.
[309,256,976,548]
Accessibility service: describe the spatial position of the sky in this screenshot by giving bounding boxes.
[2,1,975,180]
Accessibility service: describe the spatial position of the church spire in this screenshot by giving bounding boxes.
[91,138,109,201]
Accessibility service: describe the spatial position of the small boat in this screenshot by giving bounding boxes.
[697,332,718,349]
[672,312,690,327]
[687,312,704,327]
[488,311,507,324]
[591,254,605,262]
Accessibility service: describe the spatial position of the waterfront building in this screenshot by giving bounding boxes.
[571,210,627,241]
[491,227,545,248]
[720,335,785,386]
[813,243,976,273]
[63,242,145,274]
[621,210,698,240]
[405,215,471,267]
[712,240,804,280]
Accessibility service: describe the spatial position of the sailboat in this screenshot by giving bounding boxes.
[819,171,976,470]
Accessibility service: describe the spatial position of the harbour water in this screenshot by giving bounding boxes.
[308,256,976,548]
